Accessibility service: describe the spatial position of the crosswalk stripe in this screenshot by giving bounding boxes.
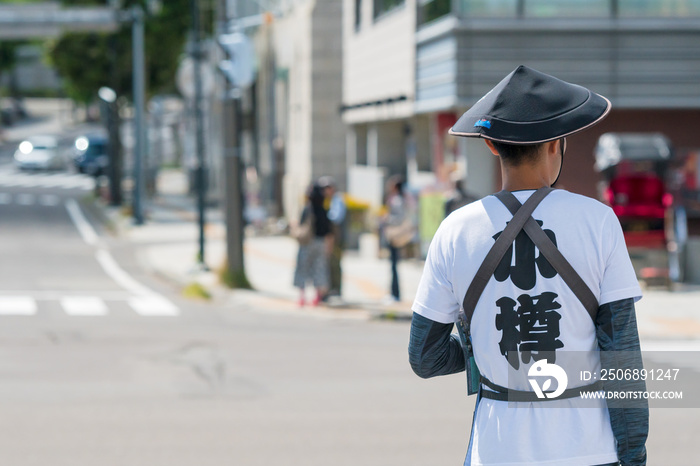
[60,296,109,316]
[0,178,23,188]
[128,296,180,316]
[0,297,37,316]
[0,294,180,317]
[0,168,94,191]
[40,174,71,188]
[17,178,42,188]
[16,193,35,205]
[39,194,60,206]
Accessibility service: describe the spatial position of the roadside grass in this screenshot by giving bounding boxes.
[182,282,212,301]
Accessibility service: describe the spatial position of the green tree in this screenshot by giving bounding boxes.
[48,0,204,103]
[0,42,20,93]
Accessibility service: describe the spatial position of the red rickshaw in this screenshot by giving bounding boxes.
[595,133,687,286]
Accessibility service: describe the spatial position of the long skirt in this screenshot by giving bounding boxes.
[293,237,329,289]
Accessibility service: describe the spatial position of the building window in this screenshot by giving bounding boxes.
[524,0,609,17]
[619,0,700,17]
[419,0,453,25]
[373,0,405,19]
[355,0,362,29]
[454,0,700,18]
[457,0,518,18]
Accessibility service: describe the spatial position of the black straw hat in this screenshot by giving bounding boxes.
[449,65,611,144]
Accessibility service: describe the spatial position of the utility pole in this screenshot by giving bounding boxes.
[219,0,250,288]
[191,0,208,269]
[131,5,146,225]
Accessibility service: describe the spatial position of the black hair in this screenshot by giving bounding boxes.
[309,183,325,207]
[490,141,543,166]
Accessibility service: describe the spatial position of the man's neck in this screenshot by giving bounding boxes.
[500,162,551,192]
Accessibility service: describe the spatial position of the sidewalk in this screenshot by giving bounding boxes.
[140,228,423,320]
[99,169,422,320]
[97,169,700,339]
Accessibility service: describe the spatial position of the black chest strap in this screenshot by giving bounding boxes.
[459,187,599,333]
[494,190,599,322]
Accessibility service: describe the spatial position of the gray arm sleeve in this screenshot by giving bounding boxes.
[408,312,465,379]
[595,298,648,466]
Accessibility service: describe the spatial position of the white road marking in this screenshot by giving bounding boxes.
[0,292,179,318]
[0,193,10,204]
[0,167,94,191]
[94,249,180,316]
[56,177,94,190]
[64,198,180,317]
[18,178,41,188]
[0,290,132,300]
[65,199,99,246]
[95,249,155,297]
[128,296,179,316]
[60,296,109,316]
[0,297,37,316]
[16,193,35,205]
[40,174,69,188]
[0,178,22,188]
[39,194,60,206]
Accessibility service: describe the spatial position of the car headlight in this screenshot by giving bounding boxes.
[19,141,33,155]
[75,137,89,152]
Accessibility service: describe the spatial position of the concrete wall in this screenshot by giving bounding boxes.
[282,0,345,220]
[310,0,346,188]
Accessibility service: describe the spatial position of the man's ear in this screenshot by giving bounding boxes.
[546,139,560,157]
[484,139,500,156]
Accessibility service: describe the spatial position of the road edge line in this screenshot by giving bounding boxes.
[65,198,99,246]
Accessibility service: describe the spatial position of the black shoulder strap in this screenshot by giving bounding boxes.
[459,187,552,333]
[494,191,599,322]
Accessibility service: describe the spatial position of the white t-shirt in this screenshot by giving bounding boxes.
[412,189,642,466]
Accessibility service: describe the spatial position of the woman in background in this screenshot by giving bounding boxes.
[293,183,332,306]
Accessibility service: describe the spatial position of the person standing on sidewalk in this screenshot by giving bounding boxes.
[319,176,346,300]
[408,66,647,465]
[382,175,414,303]
[293,183,332,306]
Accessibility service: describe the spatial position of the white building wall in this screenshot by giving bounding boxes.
[283,2,314,221]
[280,0,345,221]
[342,0,416,123]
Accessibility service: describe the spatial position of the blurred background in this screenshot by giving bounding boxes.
[0,1,700,465]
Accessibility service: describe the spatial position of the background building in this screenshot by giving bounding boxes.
[343,0,700,206]
[247,0,345,221]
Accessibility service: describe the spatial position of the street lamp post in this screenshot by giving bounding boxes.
[131,5,146,225]
[98,86,123,206]
[191,0,208,269]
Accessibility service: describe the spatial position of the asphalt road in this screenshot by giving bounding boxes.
[0,158,472,466]
[0,153,698,464]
